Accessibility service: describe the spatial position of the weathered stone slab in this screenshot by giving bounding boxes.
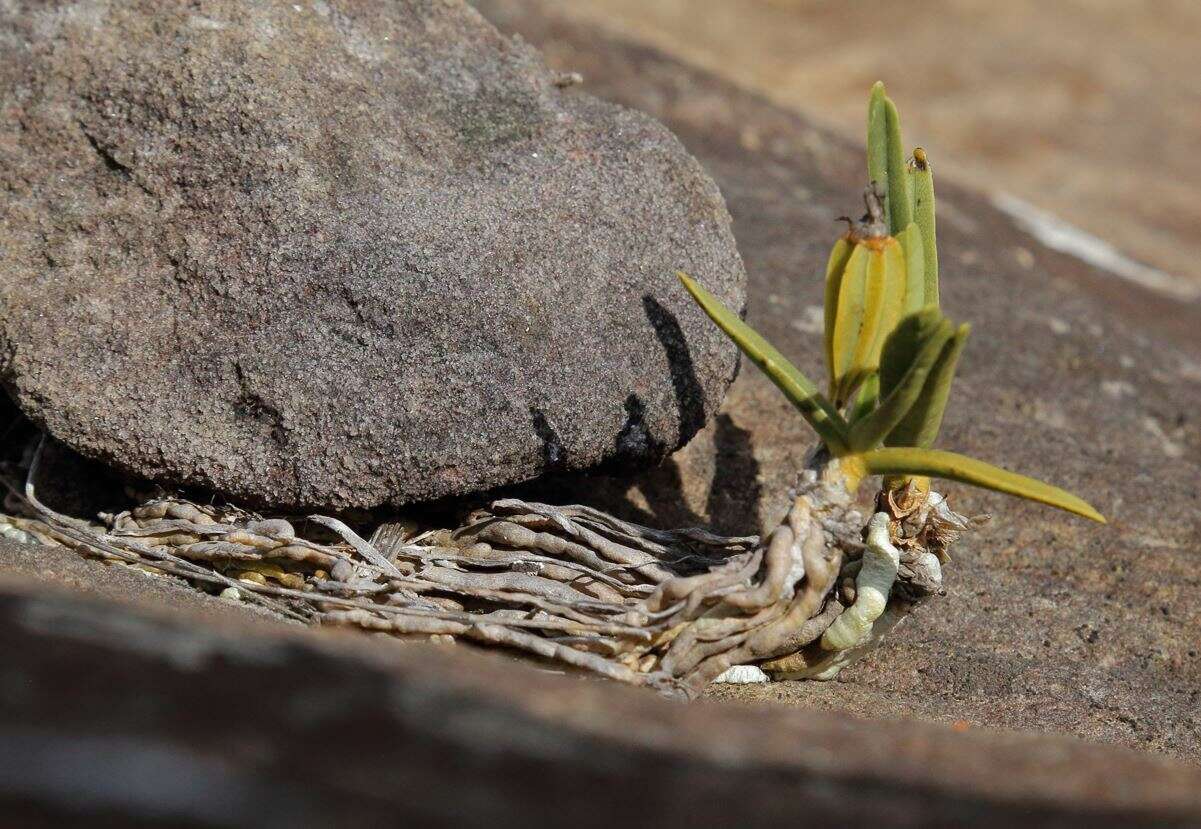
[2,548,1200,827]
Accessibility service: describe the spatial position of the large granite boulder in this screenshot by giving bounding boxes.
[0,0,745,511]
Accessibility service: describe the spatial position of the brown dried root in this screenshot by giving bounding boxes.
[0,436,974,699]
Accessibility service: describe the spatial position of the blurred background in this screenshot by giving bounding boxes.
[555,0,1201,296]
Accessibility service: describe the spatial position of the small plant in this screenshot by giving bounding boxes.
[670,82,1103,680]
[680,82,1103,526]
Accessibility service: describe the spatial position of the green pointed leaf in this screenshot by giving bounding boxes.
[678,272,850,454]
[857,447,1106,523]
[884,98,912,233]
[886,322,969,448]
[850,317,953,451]
[850,373,879,424]
[905,165,917,225]
[867,82,888,203]
[912,147,938,309]
[879,308,946,398]
[823,236,854,387]
[897,223,926,314]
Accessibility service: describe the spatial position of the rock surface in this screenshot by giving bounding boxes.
[473,0,1201,760]
[0,0,744,511]
[3,542,1201,828]
[2,6,1201,821]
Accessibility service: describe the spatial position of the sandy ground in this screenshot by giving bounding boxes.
[553,0,1201,294]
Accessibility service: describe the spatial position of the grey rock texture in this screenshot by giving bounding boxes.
[0,0,745,511]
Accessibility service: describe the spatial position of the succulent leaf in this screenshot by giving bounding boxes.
[830,243,871,403]
[878,308,946,397]
[850,373,879,424]
[823,236,854,389]
[849,246,889,389]
[677,272,850,454]
[897,223,926,314]
[884,98,912,233]
[905,165,917,225]
[849,317,953,451]
[912,148,939,309]
[867,82,889,203]
[885,322,969,448]
[856,447,1106,523]
[827,229,912,409]
[874,239,908,364]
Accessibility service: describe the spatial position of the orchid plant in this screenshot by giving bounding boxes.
[680,82,1104,526]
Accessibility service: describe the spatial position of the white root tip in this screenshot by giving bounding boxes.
[712,665,770,684]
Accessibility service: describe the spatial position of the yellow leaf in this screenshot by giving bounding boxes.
[858,447,1106,523]
[823,236,854,387]
[831,243,871,403]
[846,245,889,400]
[873,238,908,366]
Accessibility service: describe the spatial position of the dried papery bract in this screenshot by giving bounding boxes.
[0,83,1103,696]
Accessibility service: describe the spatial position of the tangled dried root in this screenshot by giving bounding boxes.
[1,437,974,699]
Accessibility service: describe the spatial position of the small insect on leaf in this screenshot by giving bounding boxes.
[857,446,1107,523]
[677,272,850,454]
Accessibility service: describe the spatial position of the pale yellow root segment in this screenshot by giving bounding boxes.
[821,512,899,651]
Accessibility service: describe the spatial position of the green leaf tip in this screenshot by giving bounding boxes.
[865,82,912,235]
[867,83,889,216]
[857,446,1107,523]
[676,271,850,454]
